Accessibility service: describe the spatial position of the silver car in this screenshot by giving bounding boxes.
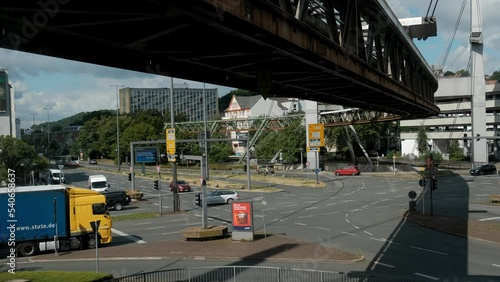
[206,190,240,205]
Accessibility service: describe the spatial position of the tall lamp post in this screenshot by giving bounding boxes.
[43,107,52,154]
[300,148,304,170]
[111,85,125,171]
[29,113,38,149]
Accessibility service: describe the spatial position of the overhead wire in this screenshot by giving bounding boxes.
[438,0,467,77]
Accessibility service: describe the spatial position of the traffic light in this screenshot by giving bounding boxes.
[128,173,131,181]
[432,177,438,191]
[153,180,159,190]
[418,178,427,187]
[195,193,201,206]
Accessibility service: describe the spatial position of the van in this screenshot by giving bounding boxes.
[43,169,65,184]
[88,175,110,192]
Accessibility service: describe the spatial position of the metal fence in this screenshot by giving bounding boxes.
[107,266,421,282]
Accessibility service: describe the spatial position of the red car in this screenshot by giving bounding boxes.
[170,180,192,192]
[334,166,361,176]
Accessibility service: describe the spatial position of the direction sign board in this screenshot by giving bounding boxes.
[166,128,176,156]
[308,124,324,147]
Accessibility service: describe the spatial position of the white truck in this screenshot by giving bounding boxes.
[88,175,109,192]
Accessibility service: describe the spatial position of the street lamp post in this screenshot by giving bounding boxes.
[43,107,52,153]
[29,113,38,149]
[111,85,125,171]
[300,148,303,170]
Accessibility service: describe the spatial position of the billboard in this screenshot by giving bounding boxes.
[135,147,158,163]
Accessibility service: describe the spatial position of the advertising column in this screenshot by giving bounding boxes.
[231,201,254,241]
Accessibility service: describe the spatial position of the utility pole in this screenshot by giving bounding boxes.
[111,85,125,171]
[203,83,209,180]
[29,113,37,149]
[44,107,52,154]
[171,77,179,212]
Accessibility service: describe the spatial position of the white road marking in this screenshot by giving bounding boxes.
[353,225,360,229]
[410,246,447,255]
[323,211,339,215]
[364,231,373,236]
[492,264,500,268]
[112,228,147,244]
[305,201,318,204]
[374,261,395,268]
[316,227,330,231]
[184,222,200,226]
[326,203,337,206]
[342,231,356,236]
[305,206,318,210]
[414,273,439,280]
[371,201,379,205]
[133,222,153,226]
[377,238,400,245]
[146,226,167,230]
[162,231,181,235]
[295,222,306,226]
[345,218,350,223]
[170,219,185,222]
[478,216,500,222]
[362,205,369,209]
[376,205,389,208]
[280,210,294,214]
[285,204,298,207]
[297,215,313,219]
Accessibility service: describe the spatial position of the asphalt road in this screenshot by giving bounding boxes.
[8,168,500,281]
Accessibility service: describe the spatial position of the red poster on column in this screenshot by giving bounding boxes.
[232,202,252,231]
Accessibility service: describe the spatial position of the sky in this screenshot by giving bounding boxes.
[1,0,499,129]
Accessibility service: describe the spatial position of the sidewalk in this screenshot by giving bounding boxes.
[32,233,365,263]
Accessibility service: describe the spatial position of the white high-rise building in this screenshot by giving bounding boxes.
[0,69,16,138]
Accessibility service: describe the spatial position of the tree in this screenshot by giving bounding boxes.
[0,135,49,185]
[416,127,429,156]
[455,69,470,77]
[443,71,455,77]
[489,70,500,81]
[448,140,465,160]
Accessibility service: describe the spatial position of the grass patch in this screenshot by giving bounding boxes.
[0,271,112,282]
[112,212,158,221]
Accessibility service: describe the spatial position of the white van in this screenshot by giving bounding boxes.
[43,169,65,184]
[88,175,109,192]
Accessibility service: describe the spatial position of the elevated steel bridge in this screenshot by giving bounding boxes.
[1,0,439,119]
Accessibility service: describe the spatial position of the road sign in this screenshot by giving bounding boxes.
[166,128,176,156]
[156,165,161,173]
[307,147,319,152]
[315,168,320,174]
[308,124,324,147]
[305,161,310,167]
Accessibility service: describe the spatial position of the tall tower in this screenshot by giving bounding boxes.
[470,0,487,164]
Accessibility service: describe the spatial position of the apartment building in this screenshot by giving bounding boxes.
[119,84,219,122]
[400,78,500,160]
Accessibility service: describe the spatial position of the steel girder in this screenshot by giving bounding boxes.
[0,0,439,119]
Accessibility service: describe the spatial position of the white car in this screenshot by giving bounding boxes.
[206,190,239,205]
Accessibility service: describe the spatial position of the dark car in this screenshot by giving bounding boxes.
[470,164,497,176]
[101,191,131,211]
[170,180,192,192]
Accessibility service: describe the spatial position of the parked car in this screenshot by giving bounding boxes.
[201,190,239,205]
[470,163,497,175]
[334,166,361,176]
[256,165,274,174]
[170,180,192,192]
[89,159,97,165]
[101,191,131,211]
